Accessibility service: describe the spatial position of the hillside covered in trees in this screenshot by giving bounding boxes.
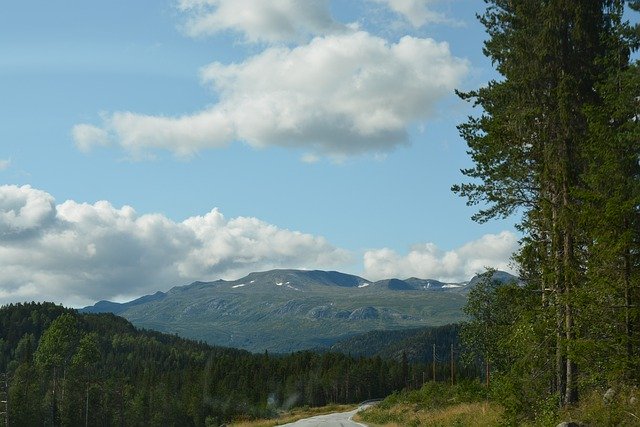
[0,302,440,426]
[328,324,460,363]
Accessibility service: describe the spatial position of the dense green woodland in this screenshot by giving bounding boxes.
[329,324,463,362]
[455,0,640,423]
[0,302,461,426]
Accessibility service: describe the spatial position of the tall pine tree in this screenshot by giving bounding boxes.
[454,0,638,407]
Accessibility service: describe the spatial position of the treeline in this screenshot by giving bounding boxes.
[455,0,640,423]
[0,302,422,426]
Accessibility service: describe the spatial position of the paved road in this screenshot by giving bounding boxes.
[280,405,370,427]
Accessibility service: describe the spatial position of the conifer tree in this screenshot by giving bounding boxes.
[454,0,637,407]
[34,313,81,424]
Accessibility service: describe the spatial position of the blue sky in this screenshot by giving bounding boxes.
[0,0,522,307]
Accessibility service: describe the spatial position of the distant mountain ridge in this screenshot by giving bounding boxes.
[82,269,518,353]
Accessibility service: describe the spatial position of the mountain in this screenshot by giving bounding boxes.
[81,269,519,353]
[83,290,167,315]
[464,269,523,290]
[375,277,465,291]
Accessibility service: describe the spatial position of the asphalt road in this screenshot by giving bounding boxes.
[280,405,371,427]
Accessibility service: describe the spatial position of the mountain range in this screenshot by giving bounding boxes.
[81,269,518,353]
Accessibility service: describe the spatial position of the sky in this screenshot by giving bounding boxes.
[0,0,523,307]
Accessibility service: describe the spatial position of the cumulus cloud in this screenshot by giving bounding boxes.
[74,32,468,160]
[0,185,56,236]
[371,0,451,27]
[363,231,519,282]
[177,0,345,43]
[0,185,351,307]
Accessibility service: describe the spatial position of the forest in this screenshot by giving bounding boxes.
[452,0,640,423]
[0,302,462,426]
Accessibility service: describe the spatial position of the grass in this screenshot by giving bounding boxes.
[355,401,503,427]
[357,380,640,427]
[230,384,640,426]
[228,404,358,427]
[355,380,503,426]
[554,387,640,427]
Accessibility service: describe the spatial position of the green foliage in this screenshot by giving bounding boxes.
[461,271,556,423]
[0,302,418,426]
[71,332,100,369]
[577,56,640,387]
[34,313,80,370]
[488,371,558,425]
[561,387,640,427]
[461,270,529,369]
[330,324,461,363]
[7,361,43,426]
[455,0,640,419]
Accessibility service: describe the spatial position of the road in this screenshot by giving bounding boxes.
[280,405,372,427]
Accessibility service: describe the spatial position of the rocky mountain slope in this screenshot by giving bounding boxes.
[82,269,518,353]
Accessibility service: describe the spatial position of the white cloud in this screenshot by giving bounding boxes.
[74,32,468,159]
[301,154,320,164]
[0,185,351,307]
[0,185,56,236]
[371,0,451,27]
[177,0,345,43]
[0,159,10,171]
[0,186,520,306]
[363,231,519,282]
[72,124,111,152]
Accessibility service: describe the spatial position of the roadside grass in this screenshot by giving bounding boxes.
[554,387,640,427]
[355,380,503,427]
[229,404,358,427]
[508,386,640,427]
[354,401,502,427]
[355,381,640,427]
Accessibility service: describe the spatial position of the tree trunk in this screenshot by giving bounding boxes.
[552,201,567,406]
[624,241,633,379]
[85,384,89,427]
[562,160,578,406]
